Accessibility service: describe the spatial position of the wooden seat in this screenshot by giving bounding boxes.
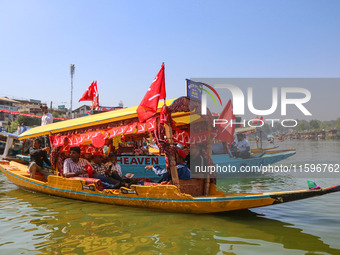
[177,179,205,197]
[24,170,46,182]
[70,177,104,191]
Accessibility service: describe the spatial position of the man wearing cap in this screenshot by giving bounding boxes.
[29,138,52,181]
[145,149,191,182]
[63,146,90,178]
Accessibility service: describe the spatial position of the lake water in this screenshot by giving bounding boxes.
[1,140,340,254]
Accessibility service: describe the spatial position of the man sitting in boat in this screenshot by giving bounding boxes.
[105,152,134,183]
[145,149,191,182]
[105,152,122,177]
[63,147,121,189]
[63,146,90,178]
[29,138,53,181]
[235,133,251,159]
[90,152,121,189]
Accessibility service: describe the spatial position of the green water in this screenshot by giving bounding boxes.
[1,141,340,254]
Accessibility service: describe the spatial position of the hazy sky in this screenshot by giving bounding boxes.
[1,1,339,117]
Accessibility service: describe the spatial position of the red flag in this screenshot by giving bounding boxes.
[91,81,99,110]
[137,63,166,122]
[79,81,95,102]
[160,105,170,123]
[216,99,235,144]
[252,116,259,125]
[252,116,263,125]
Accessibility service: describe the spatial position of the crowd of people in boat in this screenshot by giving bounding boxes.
[28,137,192,189]
[28,132,252,188]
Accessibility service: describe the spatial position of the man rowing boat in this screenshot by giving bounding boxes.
[29,138,52,180]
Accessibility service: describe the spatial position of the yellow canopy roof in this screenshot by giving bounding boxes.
[235,126,257,133]
[19,98,189,140]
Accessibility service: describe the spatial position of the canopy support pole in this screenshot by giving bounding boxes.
[204,133,212,196]
[164,123,180,188]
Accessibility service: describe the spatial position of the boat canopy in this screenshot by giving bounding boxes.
[19,98,192,140]
[235,126,257,134]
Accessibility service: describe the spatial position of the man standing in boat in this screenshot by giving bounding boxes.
[28,138,52,181]
[41,104,53,126]
[40,104,53,147]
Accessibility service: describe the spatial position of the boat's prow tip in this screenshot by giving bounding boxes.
[325,184,340,193]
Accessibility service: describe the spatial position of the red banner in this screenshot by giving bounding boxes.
[146,117,157,132]
[125,123,137,134]
[137,123,147,134]
[0,109,69,120]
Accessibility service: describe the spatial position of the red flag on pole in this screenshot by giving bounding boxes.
[252,116,263,125]
[79,81,96,102]
[252,116,259,125]
[91,81,99,110]
[216,99,236,144]
[137,63,166,122]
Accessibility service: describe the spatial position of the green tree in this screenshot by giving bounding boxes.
[320,121,331,130]
[296,120,309,132]
[52,112,61,118]
[335,118,340,130]
[15,115,41,127]
[309,120,321,130]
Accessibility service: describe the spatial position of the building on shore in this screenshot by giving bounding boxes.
[72,105,92,119]
[0,97,20,123]
[72,105,124,119]
[14,99,42,115]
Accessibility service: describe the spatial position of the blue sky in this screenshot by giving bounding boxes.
[1,1,339,119]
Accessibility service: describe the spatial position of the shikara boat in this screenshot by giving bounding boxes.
[1,97,339,213]
[1,160,340,213]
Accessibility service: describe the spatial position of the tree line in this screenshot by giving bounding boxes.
[259,118,340,136]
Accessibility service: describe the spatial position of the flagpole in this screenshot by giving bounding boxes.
[164,121,180,191]
[161,62,180,188]
[163,62,166,105]
[70,64,75,119]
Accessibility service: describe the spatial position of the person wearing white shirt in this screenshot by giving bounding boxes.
[236,133,251,159]
[40,104,53,147]
[41,105,53,126]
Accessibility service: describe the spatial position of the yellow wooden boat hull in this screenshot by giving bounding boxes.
[1,161,339,214]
